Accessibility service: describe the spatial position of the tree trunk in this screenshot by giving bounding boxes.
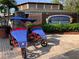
[7,7,10,25]
[3,9,6,25]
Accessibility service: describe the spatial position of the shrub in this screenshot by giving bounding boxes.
[69,23,79,32]
[28,23,79,33]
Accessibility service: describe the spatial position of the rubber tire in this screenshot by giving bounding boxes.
[9,35,14,46]
[21,48,27,59]
[41,40,48,47]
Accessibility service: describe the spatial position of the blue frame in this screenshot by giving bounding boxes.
[11,30,27,48]
[32,27,47,40]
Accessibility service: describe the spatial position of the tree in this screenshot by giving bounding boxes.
[0,5,7,21]
[51,0,60,3]
[0,5,4,13]
[0,0,17,8]
[0,0,18,25]
[64,0,79,13]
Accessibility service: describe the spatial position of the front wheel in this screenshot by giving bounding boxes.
[21,48,27,59]
[41,40,48,47]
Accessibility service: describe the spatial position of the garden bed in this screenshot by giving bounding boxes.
[0,25,11,38]
[0,28,6,38]
[46,32,79,34]
[63,32,79,34]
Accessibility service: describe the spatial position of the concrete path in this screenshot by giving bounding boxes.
[0,38,22,59]
[37,34,79,59]
[0,34,79,59]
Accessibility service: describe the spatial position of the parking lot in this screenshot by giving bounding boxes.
[0,34,79,59]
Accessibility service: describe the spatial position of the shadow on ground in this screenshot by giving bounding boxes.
[0,38,22,59]
[50,48,79,59]
[0,34,61,59]
[26,34,61,59]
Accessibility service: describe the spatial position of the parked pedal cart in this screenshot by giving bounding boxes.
[9,16,48,59]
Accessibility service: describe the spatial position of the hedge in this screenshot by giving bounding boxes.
[28,23,79,33]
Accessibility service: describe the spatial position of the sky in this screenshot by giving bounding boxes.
[16,0,51,4]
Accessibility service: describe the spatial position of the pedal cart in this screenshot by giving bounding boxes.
[9,16,48,59]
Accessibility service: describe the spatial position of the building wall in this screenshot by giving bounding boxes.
[37,4,44,9]
[52,5,59,10]
[17,3,63,11]
[16,3,78,24]
[25,12,78,24]
[18,4,29,10]
[28,13,42,24]
[42,12,78,24]
[29,4,37,10]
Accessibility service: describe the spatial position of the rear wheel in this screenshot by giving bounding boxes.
[21,48,27,59]
[41,40,48,47]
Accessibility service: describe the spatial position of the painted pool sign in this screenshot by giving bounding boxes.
[46,15,72,24]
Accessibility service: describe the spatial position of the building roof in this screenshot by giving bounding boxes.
[17,2,62,6]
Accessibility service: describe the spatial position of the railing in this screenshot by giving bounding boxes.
[21,9,76,13]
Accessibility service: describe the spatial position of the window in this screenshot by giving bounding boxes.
[52,5,59,10]
[29,4,36,9]
[45,5,51,9]
[21,5,27,10]
[37,4,43,9]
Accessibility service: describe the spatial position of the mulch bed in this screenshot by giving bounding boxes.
[46,32,79,35]
[63,32,79,34]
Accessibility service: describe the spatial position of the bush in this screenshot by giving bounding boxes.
[28,23,79,33]
[42,24,53,33]
[69,23,79,32]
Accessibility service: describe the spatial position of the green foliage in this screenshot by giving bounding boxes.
[68,24,79,32]
[0,0,16,8]
[0,0,18,25]
[0,0,18,11]
[50,0,79,13]
[51,0,60,3]
[27,24,42,29]
[28,23,79,33]
[0,6,6,13]
[64,0,79,13]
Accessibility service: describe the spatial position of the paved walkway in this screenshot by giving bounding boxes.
[37,34,79,59]
[0,34,79,59]
[0,38,22,59]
